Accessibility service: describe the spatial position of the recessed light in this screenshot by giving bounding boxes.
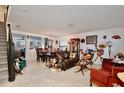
[16,25,21,28]
[68,24,75,27]
[13,18,16,21]
[21,8,27,13]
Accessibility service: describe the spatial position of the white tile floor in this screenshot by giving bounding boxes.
[0,60,95,87]
[0,50,101,87]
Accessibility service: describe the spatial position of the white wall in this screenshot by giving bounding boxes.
[11,27,124,63]
[57,27,124,59]
[12,30,56,62]
[52,40,59,49]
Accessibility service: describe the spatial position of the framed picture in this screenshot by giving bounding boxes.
[86,35,97,44]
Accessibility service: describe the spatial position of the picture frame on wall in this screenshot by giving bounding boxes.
[86,35,97,44]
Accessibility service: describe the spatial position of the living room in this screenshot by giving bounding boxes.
[0,4,124,88]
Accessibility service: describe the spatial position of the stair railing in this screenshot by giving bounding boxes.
[4,5,15,82]
[7,24,15,82]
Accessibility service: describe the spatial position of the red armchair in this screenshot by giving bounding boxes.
[90,59,124,87]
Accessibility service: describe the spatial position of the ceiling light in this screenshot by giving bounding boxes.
[68,24,75,27]
[21,8,27,13]
[16,25,21,28]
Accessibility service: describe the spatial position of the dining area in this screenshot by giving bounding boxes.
[35,48,54,62]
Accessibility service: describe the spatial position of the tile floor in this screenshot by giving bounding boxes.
[0,51,101,87]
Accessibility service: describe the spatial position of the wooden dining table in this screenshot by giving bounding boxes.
[39,50,55,62]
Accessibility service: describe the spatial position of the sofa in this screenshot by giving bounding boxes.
[54,51,79,71]
[90,59,124,87]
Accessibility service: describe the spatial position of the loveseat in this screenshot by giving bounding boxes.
[54,51,79,71]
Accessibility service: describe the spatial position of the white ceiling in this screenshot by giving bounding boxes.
[8,5,124,37]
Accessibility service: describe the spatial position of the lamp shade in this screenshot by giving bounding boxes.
[112,35,121,39]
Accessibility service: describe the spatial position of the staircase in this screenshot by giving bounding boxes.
[0,22,8,83]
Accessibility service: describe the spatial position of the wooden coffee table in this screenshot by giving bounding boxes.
[75,61,91,75]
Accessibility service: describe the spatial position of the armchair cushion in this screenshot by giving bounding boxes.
[70,52,76,58]
[112,66,124,77]
[91,68,111,85]
[102,62,113,72]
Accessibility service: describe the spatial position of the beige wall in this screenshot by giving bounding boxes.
[0,6,6,22]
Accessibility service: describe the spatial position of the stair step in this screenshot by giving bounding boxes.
[0,47,7,52]
[0,32,6,34]
[0,27,5,28]
[0,52,7,55]
[0,33,6,36]
[0,29,6,31]
[0,27,6,29]
[0,63,8,68]
[0,71,8,82]
[0,29,6,32]
[0,56,7,59]
[0,36,6,39]
[0,71,8,78]
[0,51,7,54]
[0,30,5,32]
[0,28,6,30]
[0,70,8,76]
[0,61,7,65]
[0,78,8,84]
[0,46,7,48]
[0,27,5,29]
[0,67,8,72]
[0,45,7,47]
[0,42,7,45]
[0,34,6,37]
[0,25,5,27]
[0,74,8,83]
[0,45,7,48]
[0,24,5,26]
[0,46,7,53]
[0,39,6,42]
[0,65,8,69]
[0,59,7,62]
[0,35,6,37]
[0,58,7,62]
[0,31,6,34]
[0,25,5,28]
[0,48,7,52]
[0,22,5,24]
[0,53,7,57]
[0,30,6,32]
